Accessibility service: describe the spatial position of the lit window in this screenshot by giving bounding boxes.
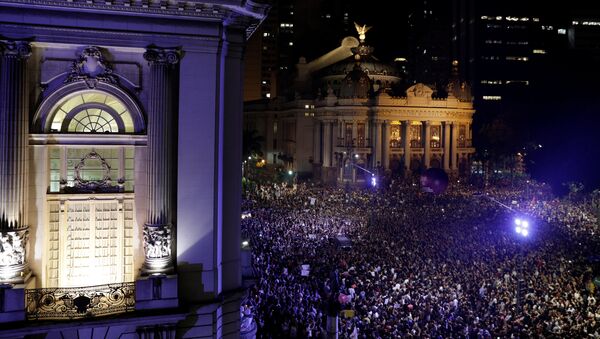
[533,49,546,54]
[533,17,540,22]
[506,56,529,61]
[481,80,502,85]
[506,80,529,85]
[483,95,502,100]
[50,90,134,133]
[557,28,566,34]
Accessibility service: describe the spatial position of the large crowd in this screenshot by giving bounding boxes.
[241,177,600,338]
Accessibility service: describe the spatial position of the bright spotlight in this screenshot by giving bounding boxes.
[522,220,529,228]
[354,154,359,159]
[521,229,529,237]
[371,175,377,187]
[288,170,293,175]
[514,218,522,226]
[515,226,522,234]
[242,240,249,247]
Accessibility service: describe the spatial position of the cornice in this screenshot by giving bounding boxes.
[0,0,269,38]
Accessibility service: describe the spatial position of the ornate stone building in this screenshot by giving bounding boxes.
[0,0,267,337]
[245,26,475,184]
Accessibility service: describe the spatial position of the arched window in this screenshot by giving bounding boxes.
[49,91,135,133]
[34,81,145,134]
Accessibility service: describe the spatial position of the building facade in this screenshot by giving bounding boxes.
[0,0,267,337]
[245,29,475,184]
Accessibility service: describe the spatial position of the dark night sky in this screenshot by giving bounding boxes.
[284,1,600,192]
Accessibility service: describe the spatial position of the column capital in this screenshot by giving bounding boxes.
[144,46,182,65]
[0,40,32,59]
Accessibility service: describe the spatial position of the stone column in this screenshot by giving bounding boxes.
[0,40,32,283]
[323,121,332,167]
[443,122,451,171]
[451,122,459,171]
[332,120,339,148]
[142,47,181,274]
[370,120,378,168]
[402,120,411,172]
[374,120,382,168]
[382,121,390,170]
[423,121,431,169]
[352,121,358,147]
[313,120,321,164]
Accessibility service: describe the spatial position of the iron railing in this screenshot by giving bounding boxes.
[26,282,135,320]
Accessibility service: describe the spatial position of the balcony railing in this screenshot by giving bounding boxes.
[26,282,135,320]
[458,139,473,148]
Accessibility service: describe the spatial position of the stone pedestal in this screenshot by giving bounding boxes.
[0,275,34,323]
[135,274,178,310]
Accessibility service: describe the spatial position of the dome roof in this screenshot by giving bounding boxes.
[321,54,399,78]
[339,64,371,98]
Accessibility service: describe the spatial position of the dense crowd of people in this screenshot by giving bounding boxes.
[241,177,600,338]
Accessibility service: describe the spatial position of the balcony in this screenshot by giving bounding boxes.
[458,139,473,148]
[336,138,370,148]
[26,282,135,320]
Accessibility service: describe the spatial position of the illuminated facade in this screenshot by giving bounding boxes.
[245,28,475,184]
[0,0,267,337]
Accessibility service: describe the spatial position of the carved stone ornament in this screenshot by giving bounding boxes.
[0,40,32,59]
[0,228,29,281]
[73,150,112,190]
[0,229,28,266]
[66,46,117,88]
[143,224,172,259]
[406,83,434,98]
[143,47,181,65]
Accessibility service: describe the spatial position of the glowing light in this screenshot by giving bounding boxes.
[288,170,293,175]
[521,229,529,236]
[371,175,377,187]
[515,226,522,234]
[242,240,249,247]
[354,154,359,159]
[514,218,522,226]
[522,220,529,228]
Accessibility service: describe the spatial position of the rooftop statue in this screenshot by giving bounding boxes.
[354,22,372,42]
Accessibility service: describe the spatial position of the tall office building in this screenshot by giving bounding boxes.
[244,0,361,102]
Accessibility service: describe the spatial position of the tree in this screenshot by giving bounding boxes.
[243,129,264,160]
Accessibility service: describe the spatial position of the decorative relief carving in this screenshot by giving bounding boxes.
[143,47,182,65]
[0,40,32,59]
[406,83,434,98]
[143,224,172,259]
[0,229,28,266]
[66,46,117,88]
